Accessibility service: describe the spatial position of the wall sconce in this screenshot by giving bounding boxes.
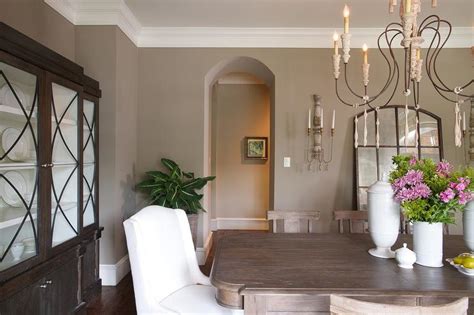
[306,94,335,171]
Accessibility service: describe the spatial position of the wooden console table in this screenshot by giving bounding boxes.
[210,233,474,314]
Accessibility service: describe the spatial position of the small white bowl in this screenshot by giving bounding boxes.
[10,243,24,261]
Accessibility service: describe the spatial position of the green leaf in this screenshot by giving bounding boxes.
[136,179,158,189]
[146,171,169,181]
[161,158,180,173]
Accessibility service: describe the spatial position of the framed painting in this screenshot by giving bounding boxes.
[245,137,268,159]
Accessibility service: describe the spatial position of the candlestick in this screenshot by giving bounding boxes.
[332,54,341,79]
[308,108,312,128]
[321,108,324,129]
[340,33,351,63]
[331,109,336,129]
[362,63,370,86]
[333,32,339,55]
[362,44,368,64]
[343,5,350,34]
[404,0,411,13]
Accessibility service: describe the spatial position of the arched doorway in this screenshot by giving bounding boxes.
[202,57,275,240]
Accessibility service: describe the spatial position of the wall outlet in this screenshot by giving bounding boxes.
[284,157,291,168]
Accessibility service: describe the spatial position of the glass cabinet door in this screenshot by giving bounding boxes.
[82,99,96,227]
[50,82,79,246]
[0,60,40,270]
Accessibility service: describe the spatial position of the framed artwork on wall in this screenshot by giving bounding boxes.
[245,137,268,159]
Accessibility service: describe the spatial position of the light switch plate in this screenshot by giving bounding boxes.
[284,157,291,168]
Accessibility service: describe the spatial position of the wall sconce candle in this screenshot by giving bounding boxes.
[306,94,334,171]
[343,5,350,34]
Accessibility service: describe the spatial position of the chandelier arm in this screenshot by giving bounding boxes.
[423,26,458,102]
[418,15,441,34]
[334,79,358,107]
[344,63,364,99]
[367,29,402,103]
[422,21,472,99]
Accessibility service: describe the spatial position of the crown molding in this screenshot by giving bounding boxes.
[45,0,473,48]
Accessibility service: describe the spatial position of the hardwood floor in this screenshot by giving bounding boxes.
[86,230,266,314]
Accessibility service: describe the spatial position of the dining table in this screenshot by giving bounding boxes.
[210,233,474,314]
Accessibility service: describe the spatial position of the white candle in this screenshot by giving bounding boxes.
[308,108,312,128]
[333,32,339,55]
[362,44,368,64]
[321,108,324,129]
[343,5,350,34]
[405,0,411,13]
[463,111,466,131]
[332,109,336,129]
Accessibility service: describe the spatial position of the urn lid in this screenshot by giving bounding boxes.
[367,178,393,194]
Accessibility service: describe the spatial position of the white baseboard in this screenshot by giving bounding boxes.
[211,218,268,230]
[196,231,213,265]
[102,233,213,286]
[100,255,131,286]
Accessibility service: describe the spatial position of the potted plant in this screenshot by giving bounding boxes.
[136,158,215,246]
[389,155,473,267]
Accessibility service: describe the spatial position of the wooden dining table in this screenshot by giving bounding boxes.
[210,233,474,314]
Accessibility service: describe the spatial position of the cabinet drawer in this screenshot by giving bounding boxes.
[0,278,44,315]
[43,257,80,315]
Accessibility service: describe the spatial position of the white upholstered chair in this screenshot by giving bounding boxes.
[330,295,469,315]
[124,206,242,315]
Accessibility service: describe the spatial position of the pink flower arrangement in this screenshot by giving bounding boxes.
[389,155,473,224]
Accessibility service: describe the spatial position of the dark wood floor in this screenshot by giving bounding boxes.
[86,230,265,315]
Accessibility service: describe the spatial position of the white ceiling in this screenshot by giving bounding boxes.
[124,0,473,28]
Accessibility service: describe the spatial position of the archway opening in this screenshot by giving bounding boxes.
[203,57,275,240]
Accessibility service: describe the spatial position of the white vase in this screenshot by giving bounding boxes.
[413,222,443,267]
[464,200,474,253]
[367,180,400,259]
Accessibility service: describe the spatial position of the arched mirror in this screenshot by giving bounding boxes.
[355,105,443,210]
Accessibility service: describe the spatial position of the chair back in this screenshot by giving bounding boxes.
[333,210,368,233]
[330,295,468,315]
[267,210,320,233]
[123,206,203,313]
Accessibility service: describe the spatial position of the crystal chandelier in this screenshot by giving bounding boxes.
[332,0,473,149]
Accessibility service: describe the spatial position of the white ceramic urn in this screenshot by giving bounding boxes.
[367,178,400,259]
[464,199,474,253]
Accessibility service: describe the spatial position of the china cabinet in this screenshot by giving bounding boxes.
[0,22,101,314]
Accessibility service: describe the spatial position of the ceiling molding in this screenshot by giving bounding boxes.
[45,0,473,48]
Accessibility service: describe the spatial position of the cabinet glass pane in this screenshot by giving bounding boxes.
[0,61,39,269]
[83,100,96,227]
[51,83,78,246]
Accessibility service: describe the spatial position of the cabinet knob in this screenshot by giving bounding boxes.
[45,280,53,284]
[41,163,54,168]
[39,284,48,289]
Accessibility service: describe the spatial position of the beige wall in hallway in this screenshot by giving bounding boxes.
[137,48,472,238]
[212,83,270,219]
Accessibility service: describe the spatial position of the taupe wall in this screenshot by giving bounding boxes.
[212,83,270,219]
[75,26,138,264]
[138,48,472,239]
[0,0,75,60]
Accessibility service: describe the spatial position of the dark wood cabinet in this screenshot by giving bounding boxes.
[0,22,101,314]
